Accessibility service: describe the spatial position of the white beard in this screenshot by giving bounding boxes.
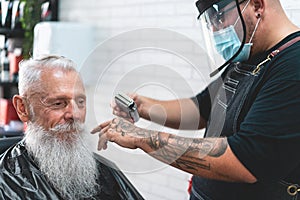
[24,122,99,200]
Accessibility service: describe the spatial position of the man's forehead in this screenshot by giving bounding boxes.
[52,70,68,78]
[39,69,85,92]
[41,68,78,77]
[41,69,81,83]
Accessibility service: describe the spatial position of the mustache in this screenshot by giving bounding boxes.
[49,122,85,133]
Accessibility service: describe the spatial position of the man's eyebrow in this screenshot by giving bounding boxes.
[45,94,87,102]
[75,94,87,100]
[45,96,69,100]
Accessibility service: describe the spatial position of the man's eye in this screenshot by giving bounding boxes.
[54,101,62,105]
[77,99,86,107]
[78,99,85,104]
[51,101,66,108]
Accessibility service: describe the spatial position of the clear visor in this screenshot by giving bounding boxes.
[199,0,248,76]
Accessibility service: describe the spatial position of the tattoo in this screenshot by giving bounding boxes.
[147,134,228,174]
[114,118,229,175]
[148,132,168,150]
[149,134,159,149]
[207,138,227,157]
[117,118,135,132]
[114,118,155,139]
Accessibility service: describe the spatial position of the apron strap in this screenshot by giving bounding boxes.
[252,36,300,75]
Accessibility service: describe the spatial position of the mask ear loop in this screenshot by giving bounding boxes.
[248,15,261,44]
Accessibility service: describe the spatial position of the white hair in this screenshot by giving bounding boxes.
[18,55,78,96]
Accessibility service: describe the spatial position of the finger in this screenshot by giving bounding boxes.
[110,98,116,107]
[98,126,111,151]
[100,125,110,135]
[97,127,111,150]
[91,126,101,134]
[113,110,129,118]
[98,134,108,151]
[103,140,108,150]
[114,116,134,124]
[90,120,111,134]
[124,117,134,124]
[128,93,137,99]
[110,99,120,111]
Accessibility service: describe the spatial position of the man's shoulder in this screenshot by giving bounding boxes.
[92,152,119,170]
[0,142,32,174]
[265,39,300,82]
[0,141,23,164]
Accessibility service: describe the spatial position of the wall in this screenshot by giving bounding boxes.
[58,1,300,200]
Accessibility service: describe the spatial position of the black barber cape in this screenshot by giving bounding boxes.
[0,140,144,200]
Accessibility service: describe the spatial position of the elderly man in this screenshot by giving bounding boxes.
[0,55,143,200]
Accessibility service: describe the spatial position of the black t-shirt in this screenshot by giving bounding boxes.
[193,31,300,183]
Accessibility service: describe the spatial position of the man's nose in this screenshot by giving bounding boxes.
[64,101,81,121]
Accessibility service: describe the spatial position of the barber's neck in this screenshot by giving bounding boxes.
[261,7,300,52]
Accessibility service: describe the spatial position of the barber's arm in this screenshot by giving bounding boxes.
[91,118,257,183]
[112,93,206,130]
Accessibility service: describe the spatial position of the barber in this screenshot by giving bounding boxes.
[92,0,300,199]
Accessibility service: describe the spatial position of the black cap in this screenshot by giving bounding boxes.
[196,0,248,17]
[195,0,232,16]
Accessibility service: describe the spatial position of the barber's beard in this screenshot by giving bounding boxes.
[24,122,99,199]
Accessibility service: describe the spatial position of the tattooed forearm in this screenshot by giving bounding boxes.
[147,133,228,174]
[113,118,229,176]
[115,118,152,138]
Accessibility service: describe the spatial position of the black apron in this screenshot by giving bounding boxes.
[191,62,300,200]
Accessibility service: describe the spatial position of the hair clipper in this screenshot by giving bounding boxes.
[115,93,140,122]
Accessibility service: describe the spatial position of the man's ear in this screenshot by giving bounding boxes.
[12,95,30,122]
[252,0,264,14]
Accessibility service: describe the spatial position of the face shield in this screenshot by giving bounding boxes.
[196,0,250,76]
